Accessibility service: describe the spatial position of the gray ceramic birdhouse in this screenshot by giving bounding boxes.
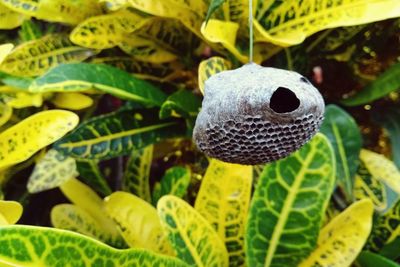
[193,63,325,165]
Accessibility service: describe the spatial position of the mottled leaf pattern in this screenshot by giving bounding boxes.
[299,199,374,267]
[122,145,153,202]
[27,149,78,193]
[0,110,79,169]
[0,225,190,267]
[0,0,38,16]
[198,56,231,95]
[158,195,229,267]
[194,160,252,267]
[246,133,335,267]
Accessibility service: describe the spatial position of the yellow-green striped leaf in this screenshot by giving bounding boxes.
[104,191,173,254]
[198,56,231,95]
[254,0,400,46]
[27,149,78,194]
[158,195,229,267]
[0,200,22,225]
[54,109,185,160]
[159,90,202,120]
[152,166,191,206]
[0,110,79,169]
[30,63,167,107]
[246,133,335,267]
[0,3,26,29]
[122,145,153,202]
[299,199,374,267]
[0,225,189,267]
[51,92,93,110]
[0,34,96,77]
[194,159,252,267]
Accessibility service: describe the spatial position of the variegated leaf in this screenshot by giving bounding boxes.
[198,56,231,95]
[0,3,26,29]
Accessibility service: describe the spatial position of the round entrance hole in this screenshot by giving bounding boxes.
[269,87,300,113]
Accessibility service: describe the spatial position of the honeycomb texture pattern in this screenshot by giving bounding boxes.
[193,63,325,165]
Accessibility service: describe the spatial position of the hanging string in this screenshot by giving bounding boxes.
[248,0,253,63]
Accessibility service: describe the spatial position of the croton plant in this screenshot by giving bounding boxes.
[0,0,400,266]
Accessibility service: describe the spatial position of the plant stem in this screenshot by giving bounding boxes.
[249,0,253,63]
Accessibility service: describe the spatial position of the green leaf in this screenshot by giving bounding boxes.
[194,160,252,267]
[357,251,400,267]
[104,191,173,254]
[152,166,191,206]
[0,225,190,267]
[245,133,335,267]
[122,145,153,202]
[380,237,400,260]
[0,71,32,89]
[27,149,78,193]
[158,195,229,267]
[205,0,225,23]
[159,90,202,119]
[319,104,362,200]
[30,63,167,107]
[342,62,400,106]
[54,109,185,160]
[18,20,43,41]
[76,159,112,197]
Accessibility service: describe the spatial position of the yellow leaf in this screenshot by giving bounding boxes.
[0,0,38,16]
[201,19,248,63]
[194,159,252,266]
[255,0,400,46]
[104,191,173,254]
[0,200,23,225]
[0,110,79,169]
[299,199,374,267]
[0,43,13,64]
[6,92,43,108]
[198,56,231,95]
[0,3,25,29]
[70,10,149,49]
[0,102,12,128]
[51,93,93,110]
[360,149,400,194]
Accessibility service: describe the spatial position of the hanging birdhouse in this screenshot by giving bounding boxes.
[193,63,325,165]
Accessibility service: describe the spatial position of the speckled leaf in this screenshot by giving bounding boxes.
[54,109,185,160]
[158,195,229,267]
[198,56,231,95]
[27,149,78,193]
[0,110,79,169]
[201,19,248,63]
[122,145,153,202]
[255,0,400,46]
[60,178,126,248]
[30,63,167,107]
[342,62,400,106]
[0,34,96,77]
[159,90,202,120]
[104,191,172,254]
[70,10,148,49]
[51,204,115,245]
[299,199,374,267]
[0,3,26,29]
[0,0,37,16]
[194,160,252,267]
[51,93,93,110]
[0,200,22,225]
[76,159,112,197]
[320,104,362,200]
[357,251,400,267]
[152,166,191,206]
[0,225,189,267]
[245,133,335,267]
[360,149,400,194]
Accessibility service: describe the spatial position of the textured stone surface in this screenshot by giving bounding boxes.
[193,63,325,165]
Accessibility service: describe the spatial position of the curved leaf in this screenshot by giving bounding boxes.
[76,159,112,197]
[54,109,185,160]
[30,63,167,107]
[198,56,231,95]
[152,166,191,206]
[3,92,43,108]
[194,160,252,267]
[104,191,172,254]
[299,199,374,267]
[0,34,96,77]
[342,62,400,106]
[0,102,12,128]
[357,251,400,267]
[0,225,189,267]
[320,104,362,199]
[246,133,335,267]
[0,0,37,16]
[27,149,78,193]
[159,90,202,119]
[51,92,93,110]
[158,195,229,267]
[122,145,153,202]
[0,44,13,65]
[0,200,22,225]
[0,3,25,29]
[0,110,79,169]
